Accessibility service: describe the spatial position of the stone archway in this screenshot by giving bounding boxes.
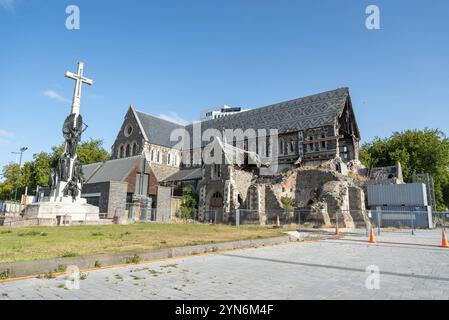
[207,191,224,222]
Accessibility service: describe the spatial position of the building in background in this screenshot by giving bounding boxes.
[82,155,152,217]
[200,105,248,121]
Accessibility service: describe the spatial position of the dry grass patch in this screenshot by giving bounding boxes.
[0,224,284,263]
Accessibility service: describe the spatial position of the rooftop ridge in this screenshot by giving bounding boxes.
[135,109,185,127]
[185,87,349,128]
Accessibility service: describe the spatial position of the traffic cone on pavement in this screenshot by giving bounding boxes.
[369,228,376,244]
[442,229,449,248]
[335,227,340,236]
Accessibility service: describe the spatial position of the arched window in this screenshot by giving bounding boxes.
[167,153,171,165]
[266,136,271,157]
[120,145,125,158]
[132,143,138,156]
[125,144,131,157]
[157,151,160,163]
[289,140,295,153]
[151,149,154,161]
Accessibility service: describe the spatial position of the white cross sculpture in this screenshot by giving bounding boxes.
[64,62,93,125]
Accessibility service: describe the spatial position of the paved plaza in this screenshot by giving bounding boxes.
[1,230,448,300]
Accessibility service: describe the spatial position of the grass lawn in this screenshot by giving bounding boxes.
[0,223,286,263]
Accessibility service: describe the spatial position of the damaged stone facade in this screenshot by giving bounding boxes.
[112,88,372,226]
[196,159,371,228]
[189,88,367,226]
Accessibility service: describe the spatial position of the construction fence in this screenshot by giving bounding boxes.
[197,208,437,230]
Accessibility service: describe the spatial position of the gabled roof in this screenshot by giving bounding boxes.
[133,108,184,148]
[130,88,358,150]
[163,167,202,182]
[185,88,352,141]
[83,155,145,183]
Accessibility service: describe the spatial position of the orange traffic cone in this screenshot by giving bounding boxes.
[442,229,449,248]
[369,228,376,244]
[335,227,340,236]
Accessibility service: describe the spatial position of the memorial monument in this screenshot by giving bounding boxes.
[24,62,100,224]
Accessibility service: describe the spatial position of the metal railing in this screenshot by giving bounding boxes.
[0,201,23,213]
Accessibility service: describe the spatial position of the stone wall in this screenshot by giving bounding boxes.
[107,182,128,217]
[82,181,127,216]
[156,186,172,222]
[112,108,145,159]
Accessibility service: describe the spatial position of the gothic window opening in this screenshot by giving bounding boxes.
[266,136,271,157]
[125,144,131,157]
[342,145,349,160]
[132,143,138,156]
[321,134,326,150]
[212,164,221,179]
[289,140,295,154]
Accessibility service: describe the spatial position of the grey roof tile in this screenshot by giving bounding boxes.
[135,111,184,148]
[184,88,351,145]
[83,156,143,183]
[163,168,202,182]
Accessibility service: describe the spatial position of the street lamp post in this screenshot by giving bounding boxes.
[12,147,28,202]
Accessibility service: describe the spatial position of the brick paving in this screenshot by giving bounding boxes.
[1,230,448,300]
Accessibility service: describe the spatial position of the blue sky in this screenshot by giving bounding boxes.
[1,0,448,170]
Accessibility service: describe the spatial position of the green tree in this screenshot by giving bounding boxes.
[359,129,449,211]
[77,139,111,164]
[0,138,110,200]
[50,139,110,167]
[30,152,52,187]
[281,196,296,217]
[0,163,19,200]
[179,186,198,220]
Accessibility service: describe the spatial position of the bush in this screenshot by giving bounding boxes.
[180,186,198,220]
[0,269,10,280]
[281,196,296,217]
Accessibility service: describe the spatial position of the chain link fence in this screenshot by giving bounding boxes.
[434,212,449,228]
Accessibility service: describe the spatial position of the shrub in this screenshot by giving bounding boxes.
[61,251,78,258]
[125,254,141,264]
[0,269,10,280]
[180,186,198,220]
[281,196,297,218]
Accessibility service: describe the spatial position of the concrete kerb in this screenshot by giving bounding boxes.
[0,234,307,280]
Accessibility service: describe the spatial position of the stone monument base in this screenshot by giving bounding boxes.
[23,196,100,224]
